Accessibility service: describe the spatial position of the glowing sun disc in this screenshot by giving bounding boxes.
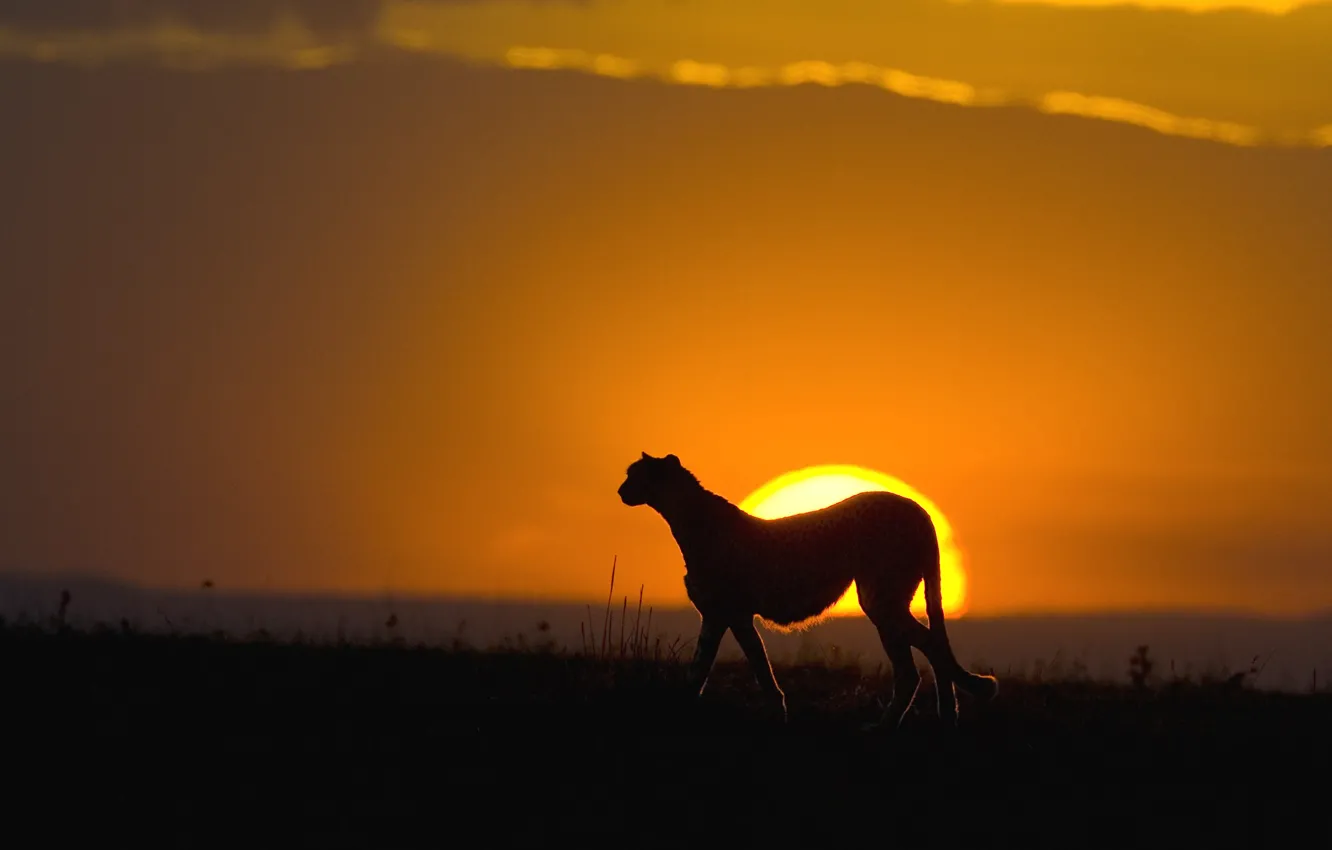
[738,465,967,618]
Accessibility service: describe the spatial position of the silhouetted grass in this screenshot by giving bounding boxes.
[5,614,1326,843]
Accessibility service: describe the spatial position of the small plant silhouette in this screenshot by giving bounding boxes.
[576,558,659,663]
[451,620,471,652]
[1224,654,1266,690]
[1129,644,1154,689]
[53,589,72,632]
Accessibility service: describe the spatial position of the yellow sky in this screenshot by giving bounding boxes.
[1001,0,1309,8]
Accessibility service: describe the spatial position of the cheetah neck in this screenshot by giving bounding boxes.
[651,484,745,571]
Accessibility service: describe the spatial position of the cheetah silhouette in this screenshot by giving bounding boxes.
[619,452,998,731]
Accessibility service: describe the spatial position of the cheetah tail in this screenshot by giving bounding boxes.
[925,544,999,701]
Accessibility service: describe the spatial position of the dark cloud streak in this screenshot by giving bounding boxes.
[0,0,378,34]
[0,0,589,34]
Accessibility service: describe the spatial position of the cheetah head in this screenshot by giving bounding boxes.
[618,452,688,508]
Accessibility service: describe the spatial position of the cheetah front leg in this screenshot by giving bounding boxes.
[732,618,788,724]
[688,618,728,697]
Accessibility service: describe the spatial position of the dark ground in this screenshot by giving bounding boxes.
[6,622,1327,847]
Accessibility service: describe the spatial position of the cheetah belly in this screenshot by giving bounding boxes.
[748,536,862,626]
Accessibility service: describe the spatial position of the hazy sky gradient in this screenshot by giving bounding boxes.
[2,0,1330,615]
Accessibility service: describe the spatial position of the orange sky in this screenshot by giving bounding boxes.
[1,0,1330,616]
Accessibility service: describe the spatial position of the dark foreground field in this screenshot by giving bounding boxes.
[6,622,1328,847]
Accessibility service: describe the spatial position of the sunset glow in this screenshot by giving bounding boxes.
[739,466,968,619]
[4,0,1332,618]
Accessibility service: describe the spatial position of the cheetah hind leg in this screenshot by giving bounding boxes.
[861,621,920,735]
[900,614,999,730]
[900,617,959,730]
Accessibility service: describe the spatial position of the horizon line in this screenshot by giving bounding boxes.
[3,571,1329,622]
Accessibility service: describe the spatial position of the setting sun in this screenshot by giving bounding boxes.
[739,465,968,619]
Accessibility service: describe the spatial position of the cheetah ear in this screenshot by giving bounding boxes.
[665,454,680,466]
